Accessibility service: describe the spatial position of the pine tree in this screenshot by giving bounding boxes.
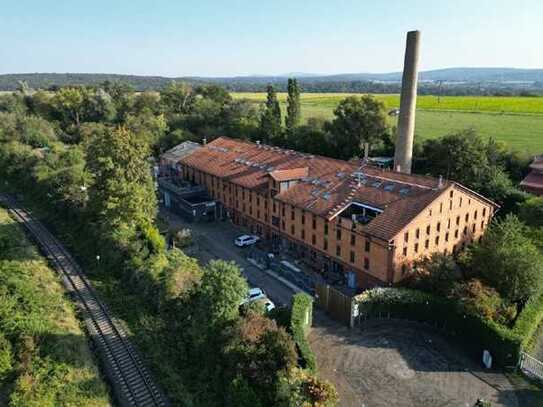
[259,85,282,144]
[285,78,301,135]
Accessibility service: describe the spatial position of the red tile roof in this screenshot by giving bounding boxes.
[180,137,495,241]
[529,155,543,172]
[521,171,543,192]
[269,167,309,181]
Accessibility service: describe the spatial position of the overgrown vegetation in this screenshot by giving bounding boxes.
[0,208,111,406]
[391,212,543,365]
[0,83,337,405]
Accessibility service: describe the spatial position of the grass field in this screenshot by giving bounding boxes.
[233,92,543,154]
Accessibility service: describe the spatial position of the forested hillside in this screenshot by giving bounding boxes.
[2,68,543,95]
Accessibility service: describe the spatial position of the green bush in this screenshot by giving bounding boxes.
[356,288,522,366]
[512,291,543,350]
[290,293,316,372]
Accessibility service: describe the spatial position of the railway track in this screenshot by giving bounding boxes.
[0,194,168,407]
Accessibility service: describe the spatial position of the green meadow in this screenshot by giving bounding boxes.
[232,92,543,154]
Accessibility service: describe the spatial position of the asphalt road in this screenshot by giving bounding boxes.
[161,209,296,306]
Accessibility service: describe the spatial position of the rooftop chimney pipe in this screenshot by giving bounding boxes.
[394,30,421,174]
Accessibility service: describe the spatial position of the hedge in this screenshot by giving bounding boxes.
[513,291,543,350]
[355,288,523,367]
[290,293,316,372]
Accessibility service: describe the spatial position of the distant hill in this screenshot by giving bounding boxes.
[1,68,542,94]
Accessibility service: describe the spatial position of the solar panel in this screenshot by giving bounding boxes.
[384,183,395,192]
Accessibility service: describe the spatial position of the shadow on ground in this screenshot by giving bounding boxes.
[309,311,523,407]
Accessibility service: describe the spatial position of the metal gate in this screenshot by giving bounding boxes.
[519,352,543,381]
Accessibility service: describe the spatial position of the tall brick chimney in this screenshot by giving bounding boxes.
[394,30,421,174]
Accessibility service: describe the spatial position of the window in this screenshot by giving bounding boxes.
[273,202,276,212]
[312,234,316,245]
[483,208,487,217]
[445,232,449,242]
[403,247,407,256]
[351,234,356,246]
[256,196,260,206]
[249,193,252,203]
[439,202,443,213]
[365,241,370,252]
[435,236,439,245]
[302,229,305,240]
[456,216,460,226]
[426,225,431,235]
[336,245,341,256]
[472,224,476,233]
[415,228,420,239]
[481,221,484,229]
[291,210,295,221]
[404,232,409,243]
[336,229,342,240]
[301,212,305,225]
[465,213,469,223]
[450,190,454,198]
[364,257,370,270]
[312,217,316,230]
[282,206,285,216]
[414,243,419,253]
[463,226,467,235]
[474,210,478,220]
[291,225,295,235]
[425,239,429,249]
[257,210,260,219]
[459,197,463,207]
[324,223,328,235]
[449,200,453,210]
[323,239,328,251]
[350,251,355,263]
[437,222,441,232]
[454,230,459,238]
[447,219,451,229]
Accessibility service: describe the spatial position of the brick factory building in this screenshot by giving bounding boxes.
[160,137,497,289]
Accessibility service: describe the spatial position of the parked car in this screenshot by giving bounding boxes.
[240,287,266,305]
[234,234,260,247]
[261,298,276,312]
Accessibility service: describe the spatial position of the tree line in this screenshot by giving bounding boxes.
[2,73,542,96]
[0,82,338,405]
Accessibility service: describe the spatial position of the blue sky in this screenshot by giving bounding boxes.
[1,0,541,76]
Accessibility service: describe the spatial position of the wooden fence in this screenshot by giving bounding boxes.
[314,283,354,326]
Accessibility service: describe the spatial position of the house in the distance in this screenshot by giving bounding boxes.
[520,155,543,196]
[165,136,497,289]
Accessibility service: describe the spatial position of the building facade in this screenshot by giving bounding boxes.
[173,137,497,289]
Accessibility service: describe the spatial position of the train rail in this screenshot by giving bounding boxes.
[0,194,168,407]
